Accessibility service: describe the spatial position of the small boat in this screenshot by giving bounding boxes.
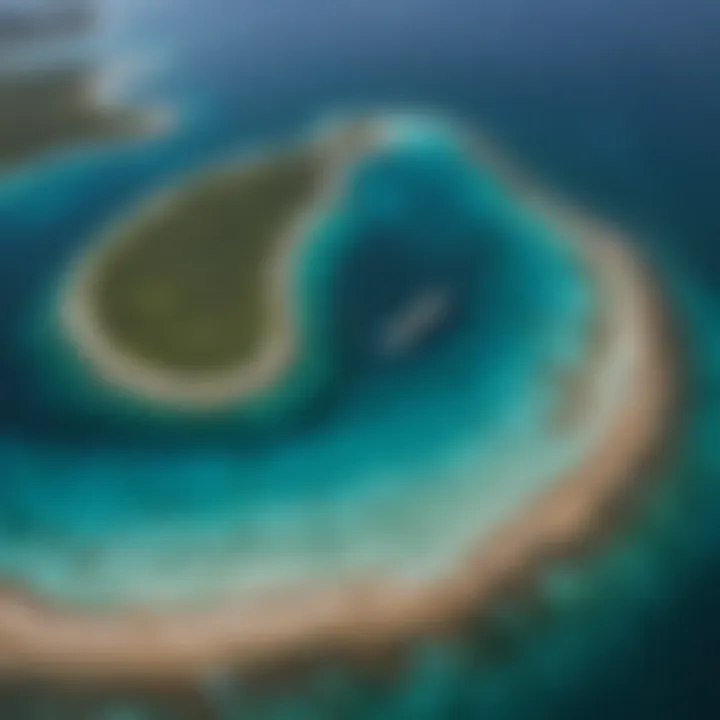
[377,287,452,357]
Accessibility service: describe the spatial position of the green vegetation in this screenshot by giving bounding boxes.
[92,148,323,373]
[0,69,135,168]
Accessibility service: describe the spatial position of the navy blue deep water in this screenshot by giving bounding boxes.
[0,0,719,717]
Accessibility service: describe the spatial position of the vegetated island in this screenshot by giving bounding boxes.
[60,121,378,409]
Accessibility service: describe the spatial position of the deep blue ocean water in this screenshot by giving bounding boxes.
[1,0,719,716]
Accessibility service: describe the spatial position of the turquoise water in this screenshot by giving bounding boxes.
[0,117,601,608]
[1,0,720,717]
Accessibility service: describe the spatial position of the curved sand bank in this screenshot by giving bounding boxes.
[0,190,673,682]
[59,121,381,411]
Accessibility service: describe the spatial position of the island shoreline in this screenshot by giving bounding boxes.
[58,120,381,411]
